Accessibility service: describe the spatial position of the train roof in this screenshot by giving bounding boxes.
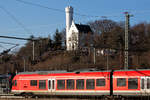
[17,69,110,75]
[113,69,150,76]
[114,69,150,71]
[114,69,150,72]
[16,69,150,76]
[17,70,68,75]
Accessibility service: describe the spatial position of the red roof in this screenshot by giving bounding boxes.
[113,70,150,76]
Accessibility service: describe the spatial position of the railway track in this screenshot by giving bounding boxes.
[0,94,24,99]
[0,94,105,100]
[0,94,149,100]
[0,94,93,100]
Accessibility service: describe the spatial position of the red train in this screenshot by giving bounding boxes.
[11,69,150,97]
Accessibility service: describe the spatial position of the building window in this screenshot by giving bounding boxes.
[117,78,126,87]
[39,80,46,89]
[68,37,71,41]
[76,79,84,89]
[57,80,65,90]
[128,78,138,89]
[67,79,74,89]
[96,79,105,87]
[86,79,95,89]
[30,80,37,86]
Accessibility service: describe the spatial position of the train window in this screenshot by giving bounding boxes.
[0,79,2,84]
[96,79,105,87]
[12,80,17,86]
[86,79,95,89]
[128,78,138,89]
[48,80,51,89]
[15,80,17,86]
[52,80,55,89]
[117,78,126,87]
[147,78,150,89]
[67,79,74,89]
[57,80,65,90]
[30,80,37,86]
[39,80,46,89]
[141,78,144,89]
[76,79,84,89]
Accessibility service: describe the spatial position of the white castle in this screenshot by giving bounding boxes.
[65,6,93,51]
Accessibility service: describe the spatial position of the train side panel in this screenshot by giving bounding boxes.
[113,70,150,96]
[11,71,111,96]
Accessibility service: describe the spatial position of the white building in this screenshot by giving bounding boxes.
[65,6,93,51]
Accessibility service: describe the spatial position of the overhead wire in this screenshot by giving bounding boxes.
[15,0,64,13]
[6,0,150,27]
[0,41,19,46]
[0,5,32,34]
[15,0,121,19]
[0,41,19,53]
[0,44,7,49]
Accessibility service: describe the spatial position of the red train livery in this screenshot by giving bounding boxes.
[11,69,150,97]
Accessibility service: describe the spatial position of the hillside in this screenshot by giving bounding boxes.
[0,19,150,74]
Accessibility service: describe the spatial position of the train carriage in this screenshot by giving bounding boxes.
[11,69,150,97]
[11,70,110,96]
[0,74,11,94]
[113,70,150,96]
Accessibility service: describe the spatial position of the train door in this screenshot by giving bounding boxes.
[141,77,150,95]
[48,79,55,94]
[141,77,146,94]
[145,77,150,94]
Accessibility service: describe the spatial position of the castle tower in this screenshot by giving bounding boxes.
[65,6,73,50]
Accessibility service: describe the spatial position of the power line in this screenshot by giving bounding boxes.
[0,45,19,55]
[0,35,37,60]
[15,0,64,13]
[0,35,37,41]
[0,41,19,52]
[0,44,7,49]
[0,5,32,34]
[15,0,120,18]
[15,0,150,20]
[0,41,19,46]
[123,10,150,15]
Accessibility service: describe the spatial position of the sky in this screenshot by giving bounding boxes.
[0,0,150,53]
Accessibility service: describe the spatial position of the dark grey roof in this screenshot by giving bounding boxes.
[75,24,92,33]
[17,70,68,75]
[17,69,109,75]
[17,69,150,75]
[114,69,150,72]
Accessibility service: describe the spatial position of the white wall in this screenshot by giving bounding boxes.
[65,6,73,50]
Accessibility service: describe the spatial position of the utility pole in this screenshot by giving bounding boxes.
[93,48,96,64]
[32,41,35,61]
[106,53,109,70]
[124,12,133,70]
[23,57,26,72]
